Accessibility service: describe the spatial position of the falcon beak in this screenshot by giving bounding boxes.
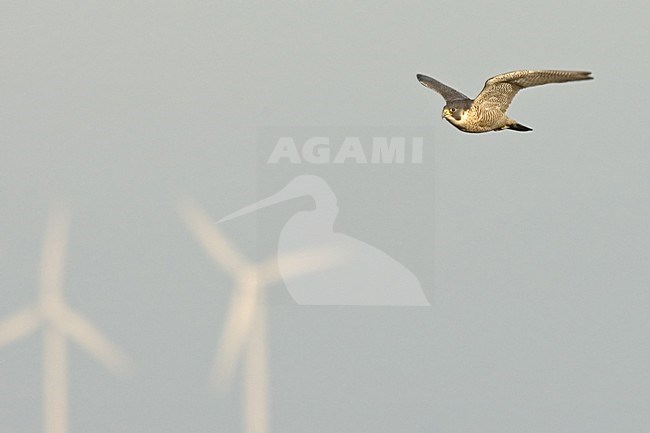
[442,108,451,118]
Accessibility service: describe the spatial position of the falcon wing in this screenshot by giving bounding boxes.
[416,74,469,103]
[474,70,593,113]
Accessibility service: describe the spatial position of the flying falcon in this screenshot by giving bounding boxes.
[416,70,593,133]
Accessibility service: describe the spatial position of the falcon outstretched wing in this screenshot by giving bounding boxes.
[474,70,593,113]
[416,74,469,103]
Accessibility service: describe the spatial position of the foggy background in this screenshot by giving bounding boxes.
[1,1,649,432]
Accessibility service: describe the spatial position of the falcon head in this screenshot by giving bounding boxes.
[442,99,472,123]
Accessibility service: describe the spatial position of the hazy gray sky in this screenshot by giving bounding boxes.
[2,1,649,433]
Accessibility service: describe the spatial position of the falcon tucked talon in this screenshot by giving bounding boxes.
[417,70,593,133]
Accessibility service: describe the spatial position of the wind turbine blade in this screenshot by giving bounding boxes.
[39,206,71,304]
[0,307,40,347]
[211,274,258,389]
[53,306,134,377]
[43,327,67,433]
[243,307,269,433]
[210,245,344,388]
[179,200,250,276]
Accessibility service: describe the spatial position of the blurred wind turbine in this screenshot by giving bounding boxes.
[0,205,134,433]
[180,199,342,433]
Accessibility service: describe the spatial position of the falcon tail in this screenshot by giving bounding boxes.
[508,122,533,132]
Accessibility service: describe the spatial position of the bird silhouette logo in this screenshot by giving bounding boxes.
[219,175,429,306]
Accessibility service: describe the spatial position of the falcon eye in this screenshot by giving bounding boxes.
[450,108,456,112]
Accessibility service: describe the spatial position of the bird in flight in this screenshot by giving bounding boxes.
[417,70,593,133]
